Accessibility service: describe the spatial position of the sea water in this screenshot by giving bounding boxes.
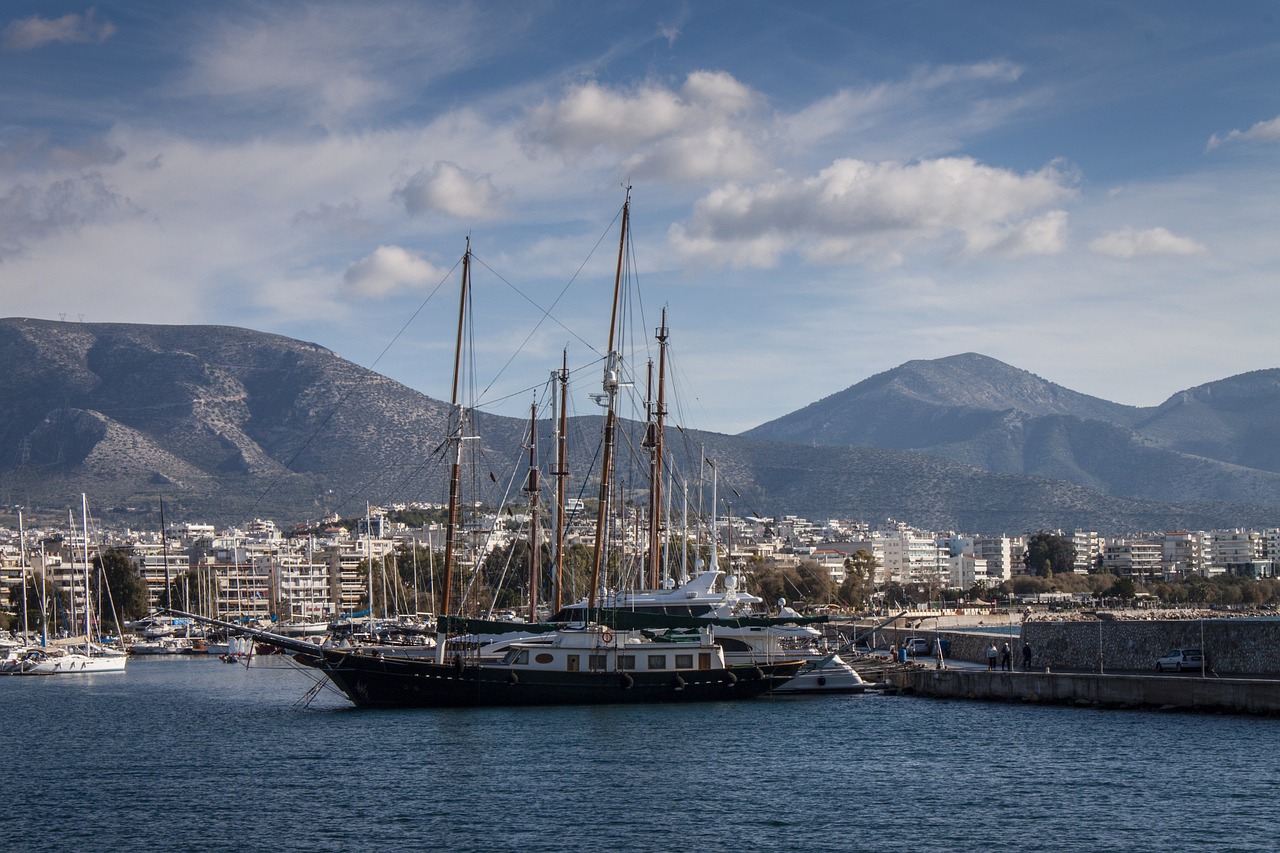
[3,657,1275,853]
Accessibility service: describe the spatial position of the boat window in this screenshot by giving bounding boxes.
[675,654,693,669]
[535,653,554,664]
[589,654,607,670]
[698,653,712,670]
[566,654,579,672]
[618,654,636,670]
[647,654,666,670]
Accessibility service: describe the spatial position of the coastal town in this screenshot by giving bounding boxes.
[3,501,1278,635]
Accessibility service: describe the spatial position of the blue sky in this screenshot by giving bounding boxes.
[2,1,1279,434]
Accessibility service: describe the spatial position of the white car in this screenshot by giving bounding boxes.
[1155,648,1203,672]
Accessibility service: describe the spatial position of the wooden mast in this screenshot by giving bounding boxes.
[587,189,630,619]
[160,497,172,612]
[525,399,540,623]
[553,350,568,613]
[645,308,668,589]
[436,238,470,662]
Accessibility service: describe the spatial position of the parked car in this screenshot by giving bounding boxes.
[1155,648,1203,672]
[902,637,951,656]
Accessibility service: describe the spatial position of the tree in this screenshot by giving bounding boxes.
[1104,575,1136,601]
[95,548,150,630]
[1023,531,1076,577]
[795,561,837,606]
[838,550,876,609]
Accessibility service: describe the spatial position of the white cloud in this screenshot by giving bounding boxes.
[782,60,1026,153]
[1088,227,1208,259]
[1206,115,1280,151]
[393,162,505,219]
[669,157,1077,268]
[343,245,448,298]
[0,172,131,258]
[524,71,767,181]
[173,4,484,130]
[964,210,1070,258]
[1,8,116,51]
[0,132,124,171]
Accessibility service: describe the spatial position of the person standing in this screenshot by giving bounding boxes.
[1000,642,1012,671]
[986,642,998,671]
[1022,641,1032,670]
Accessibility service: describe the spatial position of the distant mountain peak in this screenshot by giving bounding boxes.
[746,353,1141,447]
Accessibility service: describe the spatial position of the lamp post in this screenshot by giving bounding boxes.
[1098,616,1104,674]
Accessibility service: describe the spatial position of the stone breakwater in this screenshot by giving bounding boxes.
[1022,618,1280,675]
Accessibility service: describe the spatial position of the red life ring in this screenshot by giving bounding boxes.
[601,631,614,644]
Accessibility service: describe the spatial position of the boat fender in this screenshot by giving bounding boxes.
[672,674,686,689]
[601,631,613,644]
[620,673,634,689]
[724,670,738,685]
[507,670,519,684]
[453,654,465,673]
[750,666,765,681]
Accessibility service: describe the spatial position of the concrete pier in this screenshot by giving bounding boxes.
[888,667,1280,716]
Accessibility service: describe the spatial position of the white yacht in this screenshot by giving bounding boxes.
[24,643,128,674]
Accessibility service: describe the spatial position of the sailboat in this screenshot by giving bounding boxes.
[27,495,127,674]
[168,196,803,707]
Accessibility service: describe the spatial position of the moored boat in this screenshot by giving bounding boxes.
[24,643,128,674]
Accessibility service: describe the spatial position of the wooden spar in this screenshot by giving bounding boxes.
[81,493,92,642]
[160,497,171,612]
[646,309,668,589]
[18,509,28,641]
[436,239,469,660]
[526,399,540,623]
[587,189,630,617]
[553,350,568,613]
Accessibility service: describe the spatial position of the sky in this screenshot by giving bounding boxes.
[2,1,1279,435]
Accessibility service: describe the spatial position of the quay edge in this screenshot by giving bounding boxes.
[887,668,1280,716]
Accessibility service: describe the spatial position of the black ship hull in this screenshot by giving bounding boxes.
[297,649,802,709]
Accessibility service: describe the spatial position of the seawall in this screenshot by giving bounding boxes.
[888,668,1280,716]
[852,617,1280,675]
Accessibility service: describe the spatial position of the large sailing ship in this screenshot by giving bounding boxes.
[170,192,803,707]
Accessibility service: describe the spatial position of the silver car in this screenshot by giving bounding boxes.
[1155,648,1203,672]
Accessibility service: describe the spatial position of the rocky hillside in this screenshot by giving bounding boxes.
[1,320,1275,534]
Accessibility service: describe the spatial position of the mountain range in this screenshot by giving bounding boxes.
[2,319,1277,535]
[744,353,1280,509]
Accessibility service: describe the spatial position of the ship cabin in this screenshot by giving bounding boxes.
[496,630,726,674]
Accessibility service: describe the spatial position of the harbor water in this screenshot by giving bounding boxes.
[4,657,1276,852]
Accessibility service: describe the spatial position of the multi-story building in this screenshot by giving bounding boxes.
[973,536,1014,584]
[877,526,947,586]
[1102,536,1163,580]
[1161,531,1208,578]
[131,539,192,608]
[1210,529,1270,578]
[1069,530,1102,573]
